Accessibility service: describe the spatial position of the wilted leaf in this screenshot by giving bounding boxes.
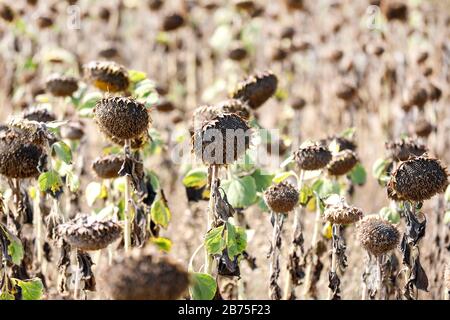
[0,292,15,300]
[182,168,208,188]
[322,221,332,239]
[150,198,171,229]
[38,170,63,194]
[150,237,172,252]
[226,222,247,259]
[189,273,217,300]
[12,278,43,300]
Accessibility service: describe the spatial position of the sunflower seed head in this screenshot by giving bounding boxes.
[324,203,363,225]
[0,128,45,179]
[83,61,129,92]
[385,137,427,161]
[108,133,149,150]
[264,181,299,213]
[327,150,358,176]
[293,144,332,171]
[231,70,278,109]
[94,97,150,140]
[92,154,143,179]
[381,0,408,22]
[192,113,251,165]
[61,120,85,140]
[45,74,79,97]
[22,106,56,123]
[99,247,190,300]
[56,215,122,251]
[357,215,400,256]
[216,99,251,120]
[320,135,357,151]
[161,13,185,32]
[388,156,448,202]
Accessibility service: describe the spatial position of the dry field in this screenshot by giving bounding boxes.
[0,0,449,301]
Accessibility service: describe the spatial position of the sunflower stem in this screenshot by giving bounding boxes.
[205,165,218,275]
[303,194,322,298]
[283,170,304,300]
[123,139,132,253]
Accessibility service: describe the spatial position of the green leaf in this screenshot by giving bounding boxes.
[52,141,72,164]
[379,207,400,224]
[225,222,247,259]
[205,226,225,255]
[150,198,171,229]
[80,91,102,110]
[272,171,296,183]
[257,196,269,212]
[85,182,103,207]
[444,185,450,203]
[221,176,257,208]
[12,278,43,300]
[128,70,147,83]
[0,292,15,300]
[349,163,367,185]
[135,82,156,99]
[147,171,161,191]
[144,92,160,108]
[45,120,68,129]
[340,127,356,139]
[0,223,24,265]
[299,185,314,206]
[182,168,208,188]
[150,237,172,252]
[280,154,294,168]
[96,204,117,220]
[38,170,63,194]
[7,238,24,266]
[189,273,217,300]
[251,169,274,192]
[66,172,80,192]
[443,210,450,224]
[302,169,322,181]
[313,178,341,197]
[372,158,391,181]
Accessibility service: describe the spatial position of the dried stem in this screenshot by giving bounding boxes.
[205,165,218,275]
[33,183,43,264]
[269,212,284,300]
[303,194,322,298]
[402,201,427,300]
[123,139,132,253]
[377,255,384,300]
[283,170,305,300]
[72,249,80,300]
